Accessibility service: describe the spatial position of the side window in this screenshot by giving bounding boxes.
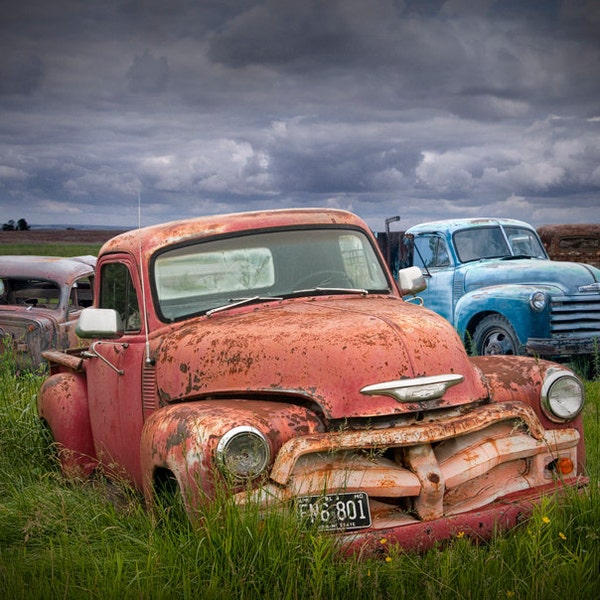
[68,275,94,310]
[435,239,450,267]
[414,235,450,268]
[99,263,141,332]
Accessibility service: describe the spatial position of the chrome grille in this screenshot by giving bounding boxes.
[235,403,581,525]
[549,294,600,335]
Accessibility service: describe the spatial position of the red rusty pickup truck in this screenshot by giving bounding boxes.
[38,209,586,553]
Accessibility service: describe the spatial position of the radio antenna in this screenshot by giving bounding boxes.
[138,190,153,365]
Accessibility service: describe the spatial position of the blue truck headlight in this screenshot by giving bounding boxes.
[541,369,584,423]
[216,426,270,480]
[529,291,547,312]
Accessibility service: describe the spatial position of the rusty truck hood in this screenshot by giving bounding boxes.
[154,296,488,420]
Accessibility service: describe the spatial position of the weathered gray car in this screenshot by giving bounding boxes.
[0,255,96,370]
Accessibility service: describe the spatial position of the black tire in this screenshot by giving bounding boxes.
[152,468,188,520]
[472,314,520,356]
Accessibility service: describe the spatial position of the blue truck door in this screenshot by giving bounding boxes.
[413,234,456,324]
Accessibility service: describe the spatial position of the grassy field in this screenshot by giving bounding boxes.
[0,242,103,256]
[0,229,125,257]
[0,350,598,599]
[1,238,599,598]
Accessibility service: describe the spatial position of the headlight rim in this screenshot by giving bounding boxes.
[215,425,271,481]
[540,369,585,423]
[529,290,548,312]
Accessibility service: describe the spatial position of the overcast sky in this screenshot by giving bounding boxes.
[1,0,598,232]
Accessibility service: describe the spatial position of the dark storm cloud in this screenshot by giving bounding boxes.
[127,50,170,93]
[0,0,598,230]
[0,54,44,95]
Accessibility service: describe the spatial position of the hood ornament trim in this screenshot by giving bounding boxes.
[578,282,600,293]
[360,374,464,402]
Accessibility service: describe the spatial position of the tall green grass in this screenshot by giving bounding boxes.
[1,349,599,599]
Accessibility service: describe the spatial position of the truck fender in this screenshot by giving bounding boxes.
[471,355,586,472]
[454,284,553,345]
[140,399,324,514]
[38,371,97,478]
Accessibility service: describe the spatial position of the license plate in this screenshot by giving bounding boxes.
[296,492,371,532]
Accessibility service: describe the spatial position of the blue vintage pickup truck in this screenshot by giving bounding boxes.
[400,218,600,367]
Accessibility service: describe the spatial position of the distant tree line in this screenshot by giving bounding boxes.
[2,218,30,231]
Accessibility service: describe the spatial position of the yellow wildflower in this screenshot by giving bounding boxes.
[456,531,465,538]
[559,532,567,540]
[380,538,387,545]
[542,516,550,524]
[385,556,392,563]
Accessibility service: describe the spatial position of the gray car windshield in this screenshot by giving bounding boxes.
[153,228,390,321]
[0,278,61,309]
[454,226,547,263]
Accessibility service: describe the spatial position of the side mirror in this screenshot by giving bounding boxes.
[397,266,426,296]
[76,308,124,339]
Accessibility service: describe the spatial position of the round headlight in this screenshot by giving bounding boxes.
[541,370,584,423]
[216,426,270,480]
[529,291,547,312]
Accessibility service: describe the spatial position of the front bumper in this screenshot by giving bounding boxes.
[527,335,600,357]
[340,478,586,554]
[234,402,585,552]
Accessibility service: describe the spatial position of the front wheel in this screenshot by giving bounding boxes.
[472,314,520,356]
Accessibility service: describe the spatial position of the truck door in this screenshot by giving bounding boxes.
[412,233,455,323]
[86,256,147,486]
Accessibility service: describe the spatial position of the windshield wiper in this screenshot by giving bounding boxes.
[206,295,282,316]
[206,288,373,315]
[286,287,370,298]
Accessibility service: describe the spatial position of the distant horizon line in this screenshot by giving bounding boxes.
[28,223,134,231]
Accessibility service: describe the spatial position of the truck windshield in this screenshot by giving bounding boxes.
[454,226,546,263]
[153,228,391,321]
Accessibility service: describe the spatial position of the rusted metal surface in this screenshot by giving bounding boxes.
[267,402,547,485]
[0,255,95,280]
[472,355,586,469]
[139,400,325,507]
[37,208,588,554]
[538,224,600,268]
[338,478,587,555]
[42,349,85,371]
[1,255,96,369]
[99,208,366,265]
[234,403,579,505]
[154,297,489,419]
[38,371,97,477]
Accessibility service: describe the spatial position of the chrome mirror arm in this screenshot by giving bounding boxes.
[82,340,129,375]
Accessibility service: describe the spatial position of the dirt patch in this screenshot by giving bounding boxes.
[0,229,130,245]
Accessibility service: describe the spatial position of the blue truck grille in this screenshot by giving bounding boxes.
[549,295,600,335]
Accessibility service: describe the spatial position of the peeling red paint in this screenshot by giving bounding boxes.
[37,208,587,554]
